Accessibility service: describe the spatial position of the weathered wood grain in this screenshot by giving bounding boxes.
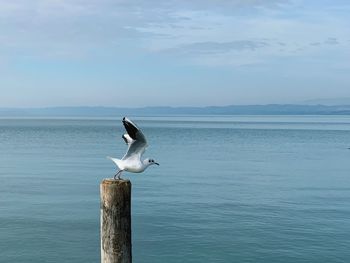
[100,179,132,263]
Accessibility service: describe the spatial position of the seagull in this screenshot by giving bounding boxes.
[108,117,159,179]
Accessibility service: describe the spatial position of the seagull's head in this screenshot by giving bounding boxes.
[145,158,159,166]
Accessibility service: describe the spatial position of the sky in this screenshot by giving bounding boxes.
[0,0,349,107]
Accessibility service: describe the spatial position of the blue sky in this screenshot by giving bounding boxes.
[0,0,349,107]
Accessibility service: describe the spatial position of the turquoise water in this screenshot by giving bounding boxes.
[1,116,350,262]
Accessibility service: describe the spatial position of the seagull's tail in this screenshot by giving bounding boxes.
[107,156,122,169]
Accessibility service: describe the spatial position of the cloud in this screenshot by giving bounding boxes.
[164,40,269,55]
[0,0,181,58]
[0,0,349,67]
[324,37,339,45]
[0,0,289,45]
[310,42,321,46]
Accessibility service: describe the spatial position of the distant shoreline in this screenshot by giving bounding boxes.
[1,104,350,117]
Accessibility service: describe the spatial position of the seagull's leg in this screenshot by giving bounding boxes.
[114,170,123,180]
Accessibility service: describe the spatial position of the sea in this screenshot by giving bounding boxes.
[0,115,350,263]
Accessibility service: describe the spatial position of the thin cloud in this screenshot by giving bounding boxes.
[0,0,348,66]
[324,37,339,45]
[164,40,269,55]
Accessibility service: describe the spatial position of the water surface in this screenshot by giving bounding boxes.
[1,115,350,262]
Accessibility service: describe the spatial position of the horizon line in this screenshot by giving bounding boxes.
[2,103,350,109]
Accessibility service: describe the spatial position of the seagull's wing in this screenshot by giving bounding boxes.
[121,117,148,160]
[122,133,133,144]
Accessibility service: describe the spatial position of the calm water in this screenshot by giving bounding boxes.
[1,115,350,263]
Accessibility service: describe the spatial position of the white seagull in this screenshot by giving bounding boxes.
[108,117,159,179]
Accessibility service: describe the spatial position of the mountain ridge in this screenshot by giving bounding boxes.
[1,104,350,117]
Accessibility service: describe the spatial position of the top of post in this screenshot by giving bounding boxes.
[101,178,131,186]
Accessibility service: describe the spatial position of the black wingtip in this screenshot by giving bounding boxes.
[122,117,138,140]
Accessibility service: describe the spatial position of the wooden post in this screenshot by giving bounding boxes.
[100,179,132,263]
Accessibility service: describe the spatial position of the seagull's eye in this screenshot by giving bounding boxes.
[149,159,152,163]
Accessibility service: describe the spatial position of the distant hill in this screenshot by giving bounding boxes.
[1,104,350,117]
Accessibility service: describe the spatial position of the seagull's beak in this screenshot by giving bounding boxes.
[155,162,160,166]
